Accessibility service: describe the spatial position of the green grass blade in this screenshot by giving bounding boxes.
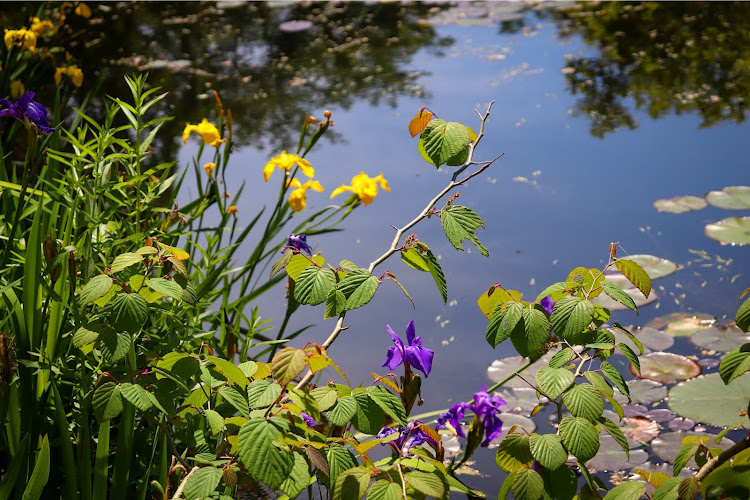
[92,420,110,500]
[22,434,50,500]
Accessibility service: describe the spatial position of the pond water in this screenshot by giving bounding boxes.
[9,1,750,497]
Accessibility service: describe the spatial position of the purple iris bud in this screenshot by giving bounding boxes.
[284,233,312,254]
[382,320,434,378]
[378,420,437,455]
[436,402,469,438]
[0,92,55,133]
[540,296,555,316]
[436,386,506,447]
[300,411,316,428]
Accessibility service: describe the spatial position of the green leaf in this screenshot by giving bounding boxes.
[333,467,370,500]
[92,382,123,422]
[238,418,294,490]
[551,296,595,341]
[737,296,750,332]
[367,386,407,427]
[601,282,638,313]
[529,433,567,470]
[271,250,293,280]
[561,383,604,422]
[584,371,613,396]
[73,323,101,347]
[311,386,338,412]
[280,452,312,499]
[549,347,576,369]
[598,417,630,459]
[337,270,379,310]
[286,254,320,281]
[535,367,574,400]
[498,471,515,500]
[512,468,544,500]
[22,434,50,500]
[495,432,534,472]
[110,252,144,273]
[184,467,222,500]
[719,343,750,384]
[294,266,336,306]
[109,292,149,333]
[673,441,701,477]
[512,304,551,360]
[617,343,641,375]
[326,395,357,427]
[208,356,248,389]
[549,466,577,500]
[615,259,652,299]
[486,301,523,348]
[600,362,630,401]
[611,323,644,355]
[204,409,224,436]
[99,330,132,363]
[325,290,346,319]
[677,477,699,500]
[351,393,385,435]
[419,119,471,167]
[406,470,446,499]
[271,347,307,387]
[558,417,600,463]
[700,464,750,499]
[219,386,250,418]
[421,244,447,303]
[247,380,281,409]
[368,479,403,500]
[119,383,153,411]
[441,205,489,256]
[79,274,114,306]
[603,481,646,499]
[327,444,358,493]
[145,277,183,301]
[401,248,430,272]
[535,282,568,303]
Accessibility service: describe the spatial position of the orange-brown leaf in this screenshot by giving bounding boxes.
[409,109,433,138]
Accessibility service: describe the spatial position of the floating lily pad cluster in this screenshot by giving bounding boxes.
[594,254,679,312]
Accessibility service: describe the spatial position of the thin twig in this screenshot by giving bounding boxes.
[143,413,192,471]
[293,102,499,393]
[172,465,198,498]
[695,435,750,481]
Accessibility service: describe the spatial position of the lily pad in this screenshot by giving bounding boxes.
[613,326,674,354]
[705,216,750,246]
[587,435,648,472]
[667,418,695,432]
[613,379,667,406]
[623,405,647,418]
[632,352,701,384]
[486,352,554,389]
[705,186,750,210]
[620,416,660,443]
[646,312,716,336]
[697,358,720,369]
[651,431,735,469]
[690,324,750,352]
[643,409,676,423]
[496,388,548,414]
[668,372,750,428]
[653,195,707,214]
[593,286,658,311]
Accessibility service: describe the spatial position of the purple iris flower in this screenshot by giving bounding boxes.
[377,420,436,455]
[300,411,316,428]
[540,295,555,316]
[0,92,55,133]
[382,320,434,378]
[284,233,312,254]
[436,386,506,447]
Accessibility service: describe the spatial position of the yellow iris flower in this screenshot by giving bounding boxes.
[287,178,324,212]
[54,65,84,87]
[263,151,314,182]
[330,172,390,206]
[10,80,25,99]
[204,162,216,178]
[183,119,225,147]
[4,29,37,53]
[30,18,56,36]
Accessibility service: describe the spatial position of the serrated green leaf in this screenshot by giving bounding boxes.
[368,479,403,500]
[99,330,132,363]
[208,356,248,389]
[351,393,384,435]
[549,466,578,500]
[535,367,574,400]
[611,323,644,355]
[79,274,114,306]
[110,252,144,273]
[204,409,224,436]
[441,205,488,256]
[145,277,183,301]
[529,433,567,470]
[599,417,630,459]
[401,248,430,272]
[486,301,523,348]
[271,347,307,387]
[600,362,630,401]
[673,442,701,477]
[73,324,101,347]
[416,244,447,304]
[294,266,336,306]
[602,281,638,313]
[617,343,641,374]
[325,289,346,319]
[495,432,533,472]
[512,468,544,500]
[92,382,123,422]
[327,444,358,493]
[286,254,323,281]
[271,250,294,280]
[737,296,750,332]
[247,380,282,409]
[333,466,370,500]
[561,383,604,422]
[219,386,250,418]
[534,282,568,304]
[549,347,576,369]
[651,477,681,500]
[337,270,379,310]
[677,477,700,500]
[109,293,149,333]
[551,296,595,341]
[584,371,613,396]
[184,466,223,500]
[310,387,338,412]
[326,395,357,427]
[719,343,750,384]
[119,383,153,411]
[367,386,407,427]
[615,259,652,299]
[603,481,646,499]
[558,417,600,463]
[406,470,446,499]
[238,418,294,490]
[419,119,471,167]
[512,304,551,360]
[280,452,311,499]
